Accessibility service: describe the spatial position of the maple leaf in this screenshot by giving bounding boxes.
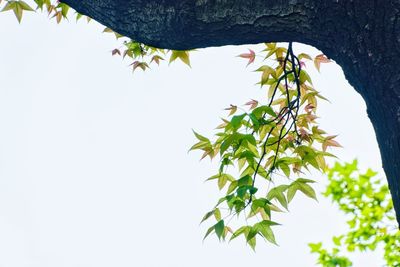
[224,104,237,116]
[305,114,318,123]
[238,49,256,66]
[299,128,311,142]
[254,65,275,86]
[216,118,229,129]
[130,61,149,72]
[200,149,214,160]
[150,55,164,65]
[305,103,315,113]
[314,54,331,72]
[111,49,121,56]
[244,99,258,110]
[169,50,191,67]
[322,135,342,151]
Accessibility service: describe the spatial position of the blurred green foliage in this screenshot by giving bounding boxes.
[309,161,400,266]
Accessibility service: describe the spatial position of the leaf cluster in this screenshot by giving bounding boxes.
[191,42,339,248]
[1,0,77,23]
[1,0,193,72]
[309,161,400,267]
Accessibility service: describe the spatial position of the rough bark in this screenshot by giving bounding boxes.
[62,0,400,226]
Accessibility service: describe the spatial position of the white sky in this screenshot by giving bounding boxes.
[0,8,385,267]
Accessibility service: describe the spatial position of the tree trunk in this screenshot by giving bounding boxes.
[61,0,400,226]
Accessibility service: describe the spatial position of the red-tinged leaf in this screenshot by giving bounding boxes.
[51,10,62,23]
[111,49,121,56]
[215,118,229,129]
[314,54,331,72]
[123,49,134,59]
[305,114,318,123]
[200,149,214,160]
[322,136,342,151]
[238,49,255,66]
[245,99,258,110]
[299,128,310,140]
[327,139,342,148]
[130,61,149,72]
[326,135,338,140]
[150,55,164,65]
[47,4,54,15]
[224,104,237,116]
[304,103,315,113]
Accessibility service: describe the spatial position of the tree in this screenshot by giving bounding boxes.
[58,0,400,226]
[1,0,399,247]
[0,1,398,266]
[310,161,399,266]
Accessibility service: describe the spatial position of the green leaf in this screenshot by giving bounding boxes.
[299,69,312,84]
[220,135,235,155]
[279,163,291,177]
[214,208,222,221]
[230,226,248,241]
[267,185,289,210]
[203,225,214,240]
[246,228,258,241]
[297,182,317,200]
[333,235,343,246]
[243,134,257,146]
[227,180,238,194]
[252,106,276,118]
[249,186,258,195]
[13,2,23,23]
[215,220,225,240]
[231,114,246,129]
[254,220,278,245]
[308,242,322,252]
[247,236,256,250]
[249,113,260,129]
[2,1,36,23]
[58,3,69,18]
[1,1,16,12]
[169,50,191,67]
[238,175,252,186]
[18,1,34,11]
[192,130,209,142]
[218,174,228,190]
[200,210,214,223]
[287,179,317,202]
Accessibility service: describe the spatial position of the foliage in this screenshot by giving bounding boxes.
[0,0,192,71]
[191,42,337,248]
[309,161,400,267]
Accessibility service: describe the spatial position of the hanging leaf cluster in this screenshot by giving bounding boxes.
[191,42,339,249]
[103,32,192,72]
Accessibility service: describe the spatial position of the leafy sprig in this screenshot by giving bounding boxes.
[191,42,338,249]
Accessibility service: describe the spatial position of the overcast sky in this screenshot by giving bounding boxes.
[0,8,385,267]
